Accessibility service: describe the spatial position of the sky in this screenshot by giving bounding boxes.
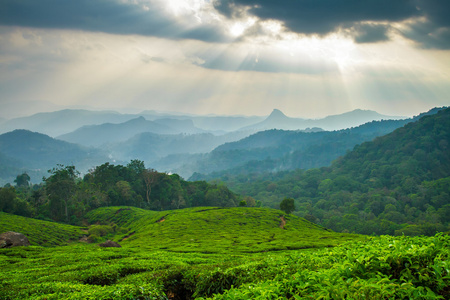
[1,0,450,119]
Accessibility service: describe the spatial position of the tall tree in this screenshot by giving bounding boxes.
[14,173,30,188]
[44,165,79,222]
[280,197,296,215]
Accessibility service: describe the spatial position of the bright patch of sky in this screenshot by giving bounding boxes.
[0,0,449,119]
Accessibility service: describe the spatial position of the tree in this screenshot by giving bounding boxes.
[142,168,159,204]
[14,173,30,187]
[0,186,17,213]
[44,165,79,222]
[280,197,295,215]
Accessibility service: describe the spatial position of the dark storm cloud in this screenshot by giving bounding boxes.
[352,24,390,44]
[401,0,450,49]
[214,0,450,48]
[214,0,419,34]
[0,0,230,42]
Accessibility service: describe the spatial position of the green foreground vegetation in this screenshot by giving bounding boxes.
[1,207,449,299]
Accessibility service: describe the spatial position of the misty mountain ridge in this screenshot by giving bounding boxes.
[242,108,403,131]
[106,130,254,164]
[0,107,405,138]
[0,107,438,184]
[0,109,138,137]
[57,116,206,147]
[0,129,111,184]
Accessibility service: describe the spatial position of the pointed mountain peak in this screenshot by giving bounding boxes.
[267,109,288,119]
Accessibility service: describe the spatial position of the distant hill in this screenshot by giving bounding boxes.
[0,108,264,138]
[150,118,206,134]
[242,108,403,131]
[57,117,199,147]
[0,130,111,184]
[107,130,253,165]
[141,110,265,132]
[0,109,138,137]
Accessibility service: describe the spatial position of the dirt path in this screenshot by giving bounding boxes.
[156,216,166,223]
[120,231,135,242]
[279,216,286,229]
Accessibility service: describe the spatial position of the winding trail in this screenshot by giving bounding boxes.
[279,216,286,229]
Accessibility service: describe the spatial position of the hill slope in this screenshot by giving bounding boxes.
[85,206,359,253]
[242,108,402,131]
[57,117,182,147]
[107,131,253,166]
[0,109,137,137]
[0,130,110,183]
[189,108,442,180]
[0,212,83,246]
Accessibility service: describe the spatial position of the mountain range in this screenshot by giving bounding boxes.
[1,108,404,137]
[241,108,402,131]
[57,116,206,147]
[185,107,443,180]
[0,107,438,185]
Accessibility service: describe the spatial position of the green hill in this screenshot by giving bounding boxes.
[0,212,84,246]
[0,206,358,252]
[85,206,358,253]
[0,211,447,299]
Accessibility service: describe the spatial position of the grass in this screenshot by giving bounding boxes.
[3,208,446,299]
[84,206,361,253]
[0,212,84,247]
[0,235,448,299]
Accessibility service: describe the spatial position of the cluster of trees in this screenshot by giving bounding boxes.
[0,160,254,225]
[208,108,450,236]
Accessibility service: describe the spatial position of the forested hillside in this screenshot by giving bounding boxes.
[0,130,111,184]
[211,108,450,236]
[190,108,442,180]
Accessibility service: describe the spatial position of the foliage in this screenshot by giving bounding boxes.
[0,212,83,246]
[14,173,30,187]
[83,206,357,253]
[280,198,296,215]
[204,234,450,300]
[1,160,239,225]
[0,233,448,299]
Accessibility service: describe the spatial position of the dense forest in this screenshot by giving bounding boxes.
[204,108,450,236]
[0,160,241,225]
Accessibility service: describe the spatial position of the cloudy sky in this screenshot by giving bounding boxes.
[1,0,449,119]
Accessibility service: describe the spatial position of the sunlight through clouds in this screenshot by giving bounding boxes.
[0,0,449,118]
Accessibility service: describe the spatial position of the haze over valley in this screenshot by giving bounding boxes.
[0,106,413,184]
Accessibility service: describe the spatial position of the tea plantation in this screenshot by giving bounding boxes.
[0,207,448,299]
